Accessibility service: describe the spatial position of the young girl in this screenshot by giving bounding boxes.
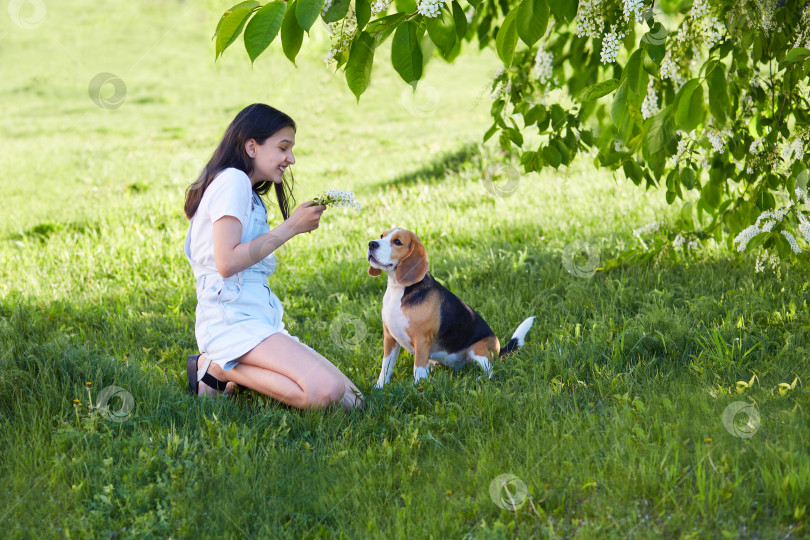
[183,103,363,411]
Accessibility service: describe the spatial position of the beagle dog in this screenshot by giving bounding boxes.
[367,228,535,387]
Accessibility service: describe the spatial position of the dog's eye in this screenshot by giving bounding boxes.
[393,239,402,246]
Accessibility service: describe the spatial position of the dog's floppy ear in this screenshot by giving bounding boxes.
[368,265,381,277]
[396,232,429,286]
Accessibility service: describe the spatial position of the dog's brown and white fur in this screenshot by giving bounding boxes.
[368,228,535,387]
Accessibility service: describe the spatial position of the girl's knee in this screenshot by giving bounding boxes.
[306,377,344,409]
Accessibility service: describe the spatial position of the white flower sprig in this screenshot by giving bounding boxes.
[311,189,362,212]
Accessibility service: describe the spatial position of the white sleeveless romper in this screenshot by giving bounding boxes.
[184,183,312,372]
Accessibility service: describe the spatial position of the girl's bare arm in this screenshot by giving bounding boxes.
[212,201,326,278]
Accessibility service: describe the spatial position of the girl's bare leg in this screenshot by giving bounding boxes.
[207,333,364,411]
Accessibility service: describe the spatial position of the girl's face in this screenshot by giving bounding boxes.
[245,126,296,185]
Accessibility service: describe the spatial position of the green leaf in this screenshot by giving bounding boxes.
[549,104,566,129]
[547,0,577,22]
[542,144,561,168]
[296,0,324,32]
[516,0,549,47]
[701,180,721,209]
[552,138,570,164]
[395,0,417,11]
[452,1,468,39]
[215,7,257,60]
[646,106,674,154]
[611,79,628,128]
[622,49,648,96]
[213,1,261,39]
[780,47,810,65]
[495,9,519,67]
[345,31,376,102]
[706,60,728,123]
[244,2,286,64]
[355,0,371,32]
[577,79,619,102]
[426,3,457,56]
[391,21,422,84]
[322,0,350,23]
[680,167,695,190]
[281,0,304,65]
[367,12,408,44]
[674,79,705,132]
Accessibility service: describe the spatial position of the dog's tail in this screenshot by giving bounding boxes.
[499,316,536,357]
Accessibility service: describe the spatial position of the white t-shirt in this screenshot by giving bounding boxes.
[188,167,254,272]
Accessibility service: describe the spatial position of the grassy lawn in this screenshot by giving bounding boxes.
[1,1,808,538]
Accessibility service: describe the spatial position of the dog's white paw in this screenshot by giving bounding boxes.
[413,366,430,384]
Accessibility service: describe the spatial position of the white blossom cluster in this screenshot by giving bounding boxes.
[623,0,645,23]
[490,80,511,100]
[641,79,659,119]
[417,0,442,18]
[659,0,727,91]
[754,249,780,274]
[734,225,761,253]
[321,0,333,16]
[704,16,726,49]
[749,138,766,155]
[706,128,732,154]
[601,27,625,64]
[323,7,358,67]
[672,233,685,248]
[781,138,805,165]
[670,134,690,167]
[371,0,391,16]
[733,206,795,253]
[781,230,802,254]
[793,4,810,48]
[574,0,605,40]
[533,45,555,86]
[796,189,810,245]
[312,189,362,212]
[756,0,776,34]
[633,221,659,237]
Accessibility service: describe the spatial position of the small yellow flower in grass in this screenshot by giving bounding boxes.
[84,383,94,410]
[446,490,452,496]
[310,189,362,212]
[704,438,712,443]
[73,399,81,426]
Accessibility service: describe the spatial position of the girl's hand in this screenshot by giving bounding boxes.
[286,201,326,236]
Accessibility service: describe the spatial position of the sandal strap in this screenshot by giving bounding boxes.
[201,372,230,392]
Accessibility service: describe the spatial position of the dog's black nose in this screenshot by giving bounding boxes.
[368,241,378,250]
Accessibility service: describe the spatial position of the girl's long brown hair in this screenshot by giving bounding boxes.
[184,103,296,221]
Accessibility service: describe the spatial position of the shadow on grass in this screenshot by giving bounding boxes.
[374,141,486,189]
[1,234,808,537]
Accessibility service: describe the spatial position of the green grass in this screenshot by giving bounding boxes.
[1,1,809,538]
